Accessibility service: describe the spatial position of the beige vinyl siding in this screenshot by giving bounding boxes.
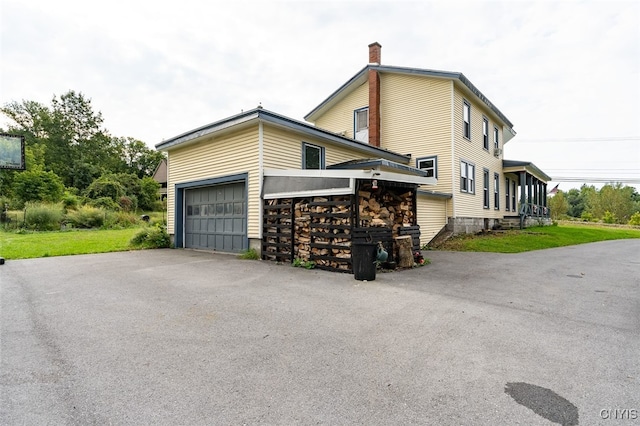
[416,194,449,245]
[263,125,303,169]
[312,82,369,138]
[262,124,383,169]
[325,142,372,166]
[378,74,454,194]
[452,88,505,219]
[166,127,259,237]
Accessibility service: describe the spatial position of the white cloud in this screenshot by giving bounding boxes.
[1,0,638,189]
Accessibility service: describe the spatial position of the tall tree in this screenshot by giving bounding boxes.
[591,183,636,223]
[112,137,166,178]
[548,190,568,220]
[566,188,586,218]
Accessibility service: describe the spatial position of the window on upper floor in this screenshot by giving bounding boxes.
[483,169,490,209]
[354,107,369,142]
[494,126,500,150]
[494,173,500,209]
[302,142,325,170]
[463,101,471,140]
[483,118,489,150]
[460,160,475,194]
[416,156,437,179]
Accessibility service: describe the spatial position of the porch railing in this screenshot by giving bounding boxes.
[519,202,550,218]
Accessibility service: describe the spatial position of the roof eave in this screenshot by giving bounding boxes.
[503,160,552,182]
[304,66,369,122]
[305,64,515,130]
[156,108,410,164]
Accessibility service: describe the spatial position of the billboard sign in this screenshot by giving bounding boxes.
[0,133,25,170]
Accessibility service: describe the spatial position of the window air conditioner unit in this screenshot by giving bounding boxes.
[493,148,502,157]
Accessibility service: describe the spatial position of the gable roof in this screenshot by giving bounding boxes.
[152,158,167,184]
[155,107,410,164]
[304,64,514,130]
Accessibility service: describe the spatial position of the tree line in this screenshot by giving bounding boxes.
[1,90,165,212]
[548,183,640,225]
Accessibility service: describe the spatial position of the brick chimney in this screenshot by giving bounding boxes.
[368,42,381,65]
[368,42,381,147]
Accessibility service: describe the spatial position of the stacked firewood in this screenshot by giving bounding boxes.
[263,198,293,261]
[358,189,414,233]
[309,196,352,270]
[294,200,311,260]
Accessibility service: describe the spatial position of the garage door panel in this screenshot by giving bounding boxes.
[185,182,246,252]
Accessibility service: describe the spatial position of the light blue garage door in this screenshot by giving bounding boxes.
[184,183,246,252]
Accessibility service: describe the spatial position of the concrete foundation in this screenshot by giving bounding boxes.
[447,217,501,235]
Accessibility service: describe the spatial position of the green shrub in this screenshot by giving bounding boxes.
[84,176,126,201]
[580,211,594,222]
[65,206,106,228]
[129,225,171,249]
[602,211,617,224]
[13,170,64,203]
[88,197,119,210]
[628,212,640,226]
[24,203,64,231]
[61,193,80,211]
[105,211,140,228]
[238,248,260,260]
[292,258,315,269]
[117,195,138,212]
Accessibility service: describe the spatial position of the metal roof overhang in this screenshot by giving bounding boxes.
[263,168,436,200]
[327,158,429,177]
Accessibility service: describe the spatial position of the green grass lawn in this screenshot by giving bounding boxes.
[436,223,640,253]
[0,228,143,260]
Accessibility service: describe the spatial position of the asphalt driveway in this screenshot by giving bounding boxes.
[1,240,638,425]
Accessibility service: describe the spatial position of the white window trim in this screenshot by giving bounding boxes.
[354,107,369,142]
[482,117,489,151]
[416,156,438,179]
[302,142,325,170]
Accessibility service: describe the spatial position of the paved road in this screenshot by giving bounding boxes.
[1,240,638,425]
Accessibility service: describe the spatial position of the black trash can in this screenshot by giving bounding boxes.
[351,242,377,281]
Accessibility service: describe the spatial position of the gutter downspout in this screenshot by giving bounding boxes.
[450,80,456,221]
[258,120,264,250]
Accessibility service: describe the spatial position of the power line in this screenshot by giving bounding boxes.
[516,136,640,143]
[550,177,640,184]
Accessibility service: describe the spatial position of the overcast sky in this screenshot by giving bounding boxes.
[2,0,639,190]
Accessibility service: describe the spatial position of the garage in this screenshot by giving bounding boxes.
[184,182,246,252]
